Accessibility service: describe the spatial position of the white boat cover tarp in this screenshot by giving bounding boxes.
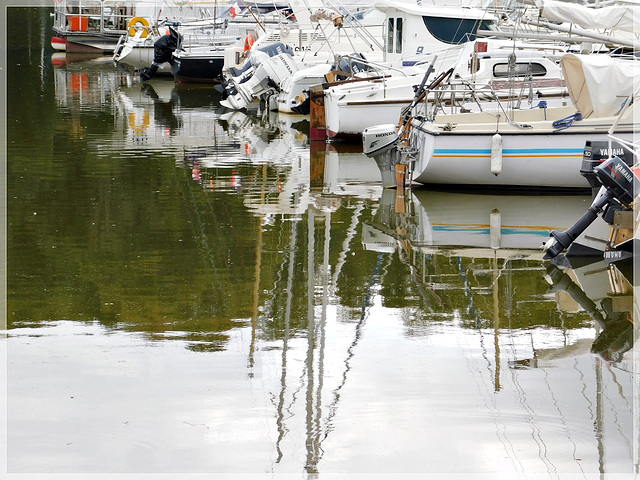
[373,0,495,19]
[560,54,640,118]
[540,1,640,34]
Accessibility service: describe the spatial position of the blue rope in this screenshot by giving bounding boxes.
[552,112,583,131]
[537,100,548,120]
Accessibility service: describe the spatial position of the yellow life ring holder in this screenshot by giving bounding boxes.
[127,17,150,38]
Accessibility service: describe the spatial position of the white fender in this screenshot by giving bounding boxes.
[491,133,502,176]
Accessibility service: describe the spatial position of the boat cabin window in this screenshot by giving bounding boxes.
[387,17,403,54]
[493,62,548,78]
[423,17,496,44]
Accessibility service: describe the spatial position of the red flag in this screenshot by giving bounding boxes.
[230,1,239,18]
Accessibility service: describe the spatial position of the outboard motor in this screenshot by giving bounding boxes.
[220,53,299,110]
[141,26,182,81]
[581,140,634,191]
[543,155,639,259]
[362,124,401,188]
[219,43,295,103]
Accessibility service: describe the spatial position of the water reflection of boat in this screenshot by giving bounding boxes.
[365,188,600,258]
[545,259,635,363]
[53,57,239,149]
[178,109,316,214]
[53,55,133,110]
[321,143,383,200]
[115,79,232,148]
[361,187,636,363]
[357,191,635,476]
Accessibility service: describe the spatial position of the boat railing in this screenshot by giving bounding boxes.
[53,0,137,35]
[607,87,640,165]
[53,0,228,37]
[415,78,548,127]
[174,21,246,49]
[326,54,424,93]
[342,54,415,78]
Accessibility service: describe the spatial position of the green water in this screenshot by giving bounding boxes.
[3,8,637,477]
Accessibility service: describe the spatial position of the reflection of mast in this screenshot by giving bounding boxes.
[303,204,388,473]
[493,253,501,392]
[596,356,605,475]
[490,210,502,390]
[275,210,300,462]
[249,164,267,369]
[320,251,386,453]
[306,211,332,473]
[305,207,319,473]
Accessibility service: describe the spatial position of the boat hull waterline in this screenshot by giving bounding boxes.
[411,129,632,189]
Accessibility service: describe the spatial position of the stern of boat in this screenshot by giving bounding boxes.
[362,124,401,188]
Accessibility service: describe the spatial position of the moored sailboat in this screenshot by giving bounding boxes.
[362,53,640,189]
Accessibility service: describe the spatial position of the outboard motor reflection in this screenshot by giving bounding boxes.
[141,26,182,81]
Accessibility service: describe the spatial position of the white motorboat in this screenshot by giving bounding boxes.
[319,0,640,140]
[218,2,386,110]
[113,2,296,82]
[51,0,222,53]
[323,38,568,139]
[279,0,503,117]
[362,53,640,189]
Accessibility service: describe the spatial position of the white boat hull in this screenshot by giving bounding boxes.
[414,130,588,188]
[325,91,412,139]
[114,43,171,74]
[408,116,635,189]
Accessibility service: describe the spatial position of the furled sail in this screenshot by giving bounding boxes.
[540,1,640,34]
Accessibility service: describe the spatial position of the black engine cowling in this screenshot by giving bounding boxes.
[543,155,638,259]
[581,140,634,190]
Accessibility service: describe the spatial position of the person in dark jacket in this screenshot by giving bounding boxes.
[140,26,182,81]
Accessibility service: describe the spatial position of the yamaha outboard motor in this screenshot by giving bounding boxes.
[581,140,634,191]
[543,155,639,259]
[141,26,182,81]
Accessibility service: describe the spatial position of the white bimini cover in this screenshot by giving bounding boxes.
[560,54,640,119]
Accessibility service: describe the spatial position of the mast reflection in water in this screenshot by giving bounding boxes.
[5,8,638,477]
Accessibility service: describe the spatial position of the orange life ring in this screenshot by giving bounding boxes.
[243,33,256,52]
[127,17,150,38]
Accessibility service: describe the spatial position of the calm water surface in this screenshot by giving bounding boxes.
[3,8,638,479]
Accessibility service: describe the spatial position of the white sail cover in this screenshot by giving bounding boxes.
[560,53,640,118]
[540,1,640,34]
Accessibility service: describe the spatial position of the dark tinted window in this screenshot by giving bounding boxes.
[422,17,495,44]
[395,18,403,53]
[493,62,548,78]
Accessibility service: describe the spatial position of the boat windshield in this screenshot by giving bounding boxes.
[423,17,497,44]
